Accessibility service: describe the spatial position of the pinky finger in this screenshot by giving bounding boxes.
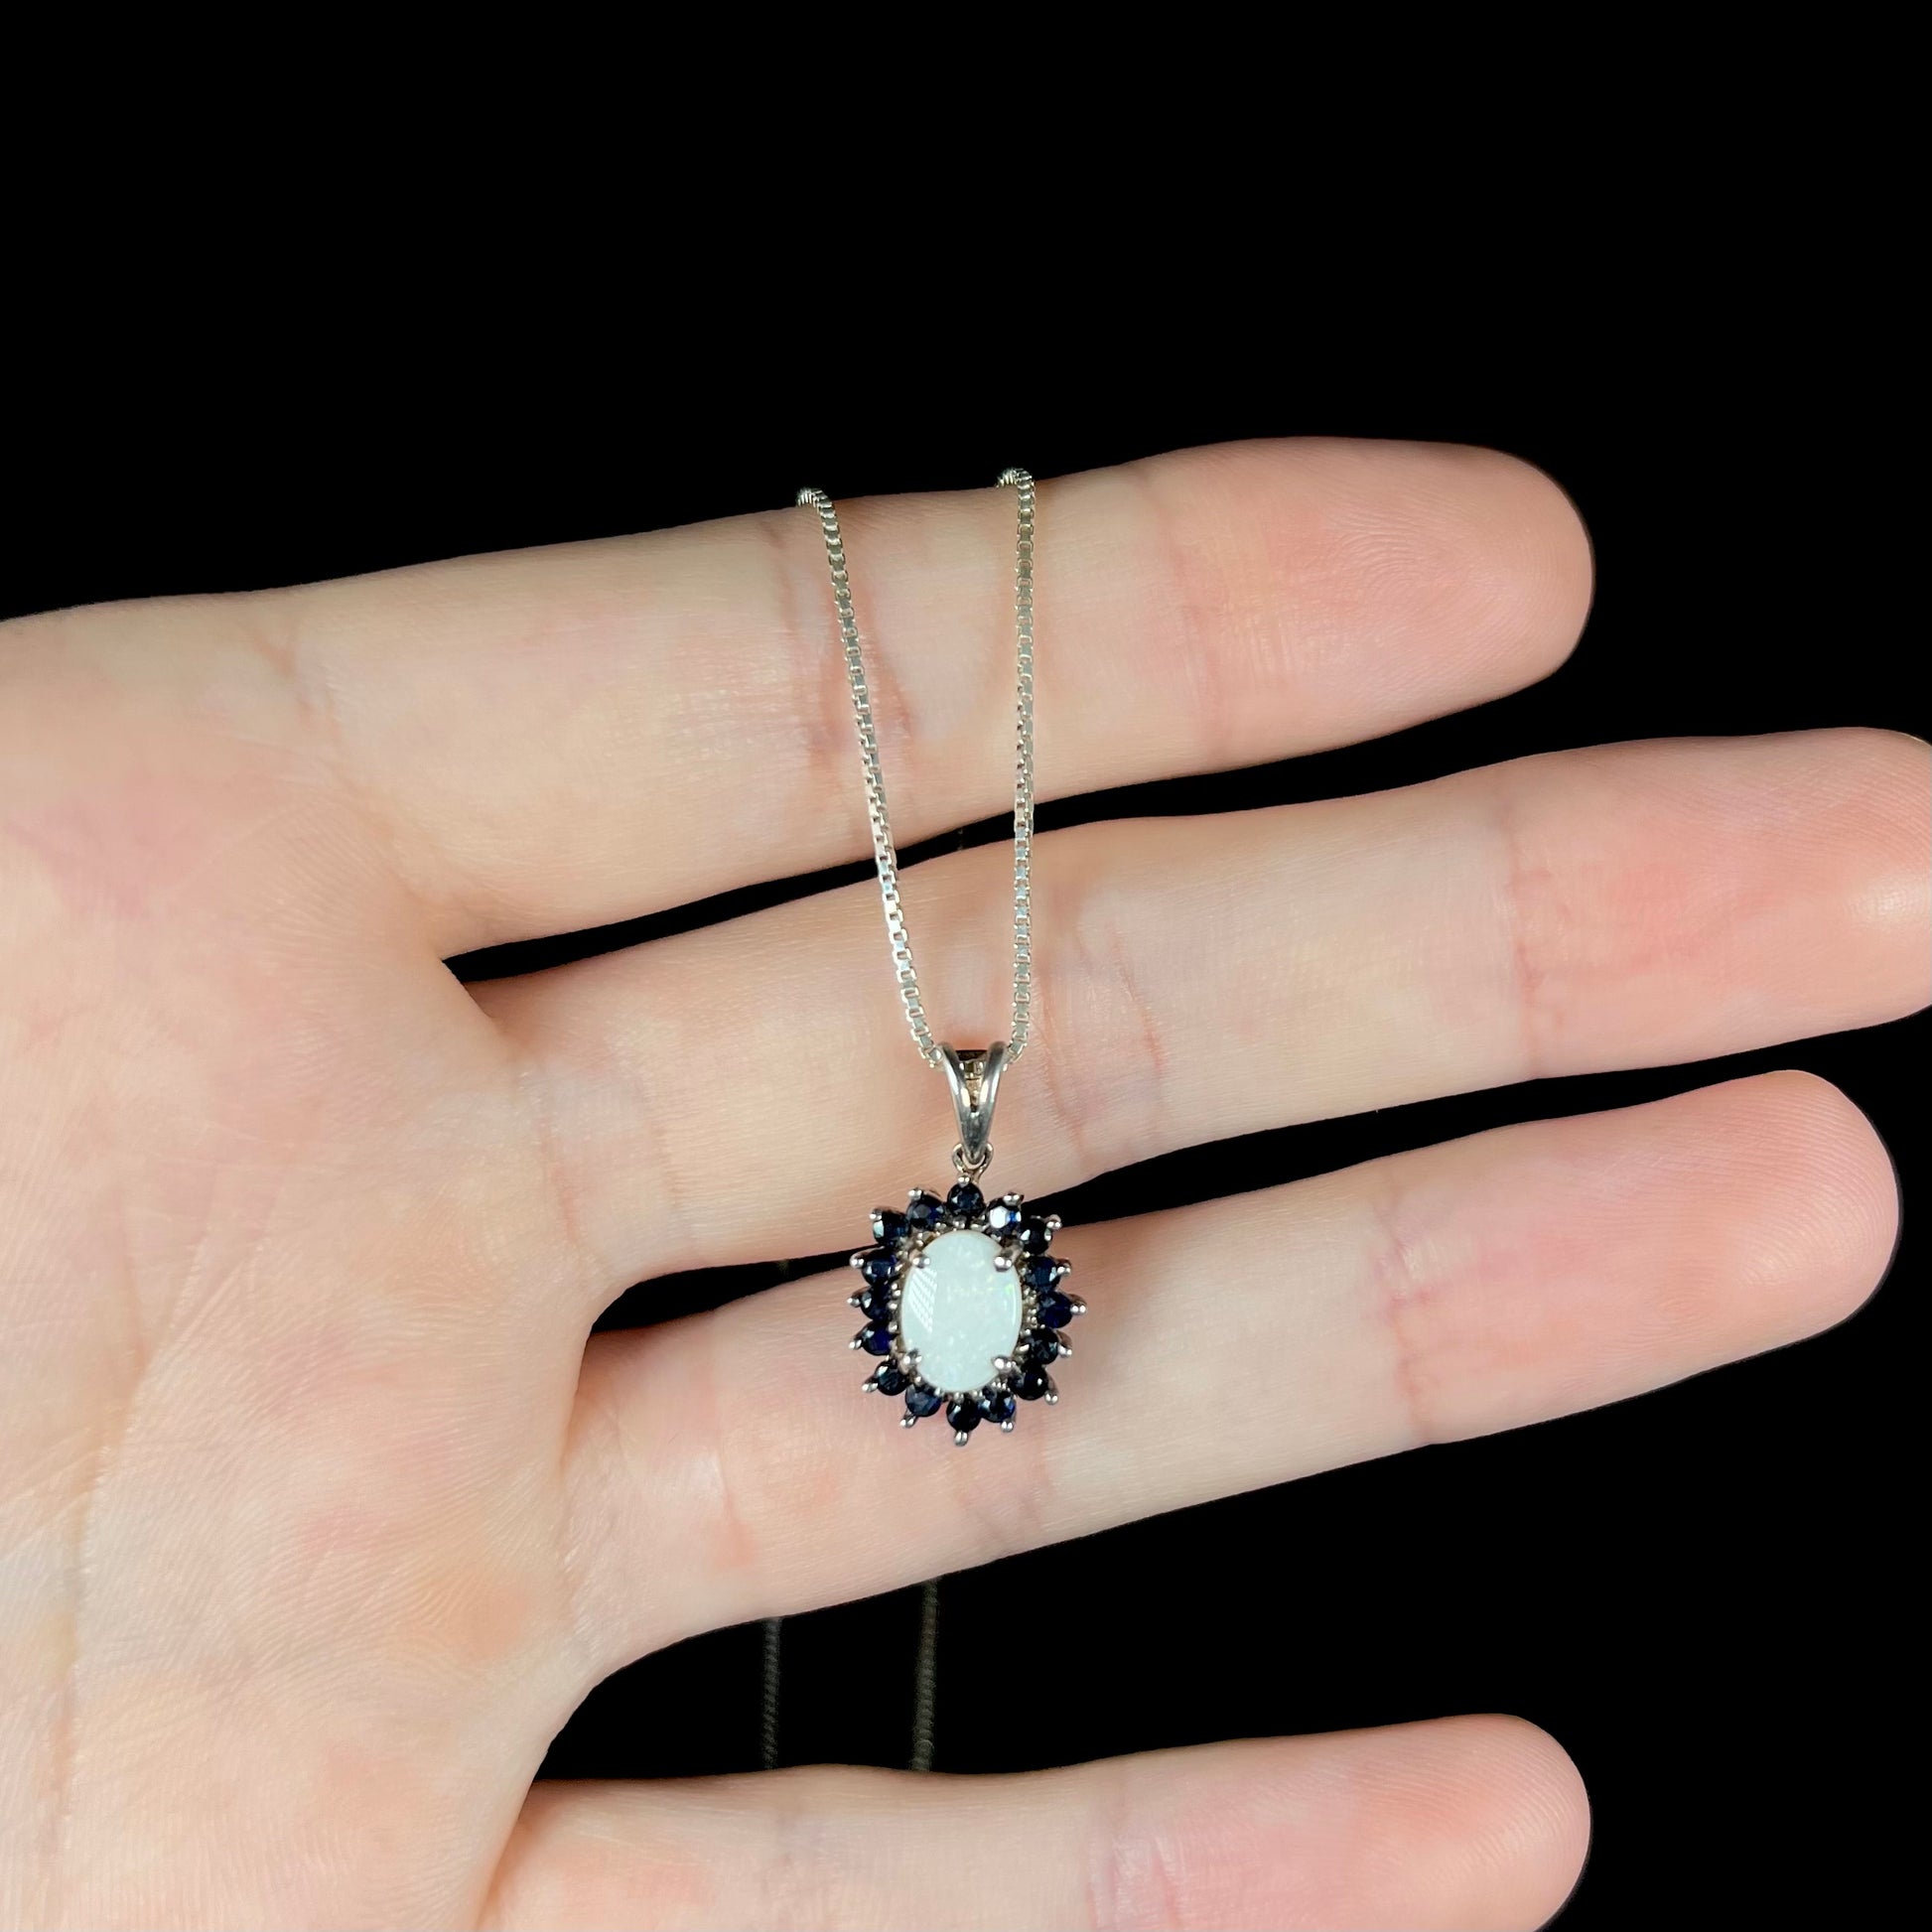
[485,1717,1588,1932]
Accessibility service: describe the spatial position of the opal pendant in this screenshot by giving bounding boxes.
[848,1182,1080,1443]
[844,1041,1083,1444]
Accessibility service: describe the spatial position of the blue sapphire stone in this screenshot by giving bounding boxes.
[856,1284,895,1323]
[873,1362,908,1396]
[945,1180,986,1221]
[986,1197,1025,1235]
[906,1190,945,1231]
[1024,1327,1060,1364]
[979,1387,1017,1425]
[1021,1256,1062,1292]
[1016,1365,1052,1401]
[1016,1215,1054,1255]
[904,1385,943,1418]
[857,1323,895,1356]
[857,1247,898,1286]
[945,1397,982,1433]
[871,1206,908,1245]
[1035,1290,1075,1328]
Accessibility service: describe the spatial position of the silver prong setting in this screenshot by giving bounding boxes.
[846,1180,1082,1440]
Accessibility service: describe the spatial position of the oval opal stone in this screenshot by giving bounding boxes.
[897,1229,1022,1395]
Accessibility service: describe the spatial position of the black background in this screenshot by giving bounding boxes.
[5,334,1921,1930]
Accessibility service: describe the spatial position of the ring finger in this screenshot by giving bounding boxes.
[560,1069,1896,1665]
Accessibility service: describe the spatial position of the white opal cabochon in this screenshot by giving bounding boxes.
[897,1228,1022,1395]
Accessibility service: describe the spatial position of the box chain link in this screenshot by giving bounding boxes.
[794,471,1036,1071]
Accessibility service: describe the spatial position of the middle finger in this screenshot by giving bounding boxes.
[478,727,1923,1291]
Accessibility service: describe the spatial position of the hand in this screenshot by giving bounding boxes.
[1,441,1921,1931]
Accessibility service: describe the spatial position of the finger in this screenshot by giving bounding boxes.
[562,1073,1895,1661]
[285,440,1589,948]
[482,729,1928,1288]
[487,1718,1587,1932]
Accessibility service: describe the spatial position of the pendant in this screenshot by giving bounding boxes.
[845,1042,1084,1444]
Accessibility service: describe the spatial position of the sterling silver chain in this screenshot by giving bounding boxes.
[795,471,1036,1072]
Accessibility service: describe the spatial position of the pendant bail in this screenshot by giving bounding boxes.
[938,1040,1007,1180]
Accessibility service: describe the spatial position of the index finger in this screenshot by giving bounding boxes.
[290,439,1591,950]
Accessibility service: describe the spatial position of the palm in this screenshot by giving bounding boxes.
[1,442,1920,1931]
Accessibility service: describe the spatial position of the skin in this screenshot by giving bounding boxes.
[0,439,1922,1930]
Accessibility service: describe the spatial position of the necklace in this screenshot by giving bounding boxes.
[797,471,1084,1446]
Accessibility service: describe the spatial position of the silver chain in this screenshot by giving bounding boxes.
[795,471,1036,1071]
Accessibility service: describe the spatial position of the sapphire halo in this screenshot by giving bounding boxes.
[849,1187,1082,1444]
